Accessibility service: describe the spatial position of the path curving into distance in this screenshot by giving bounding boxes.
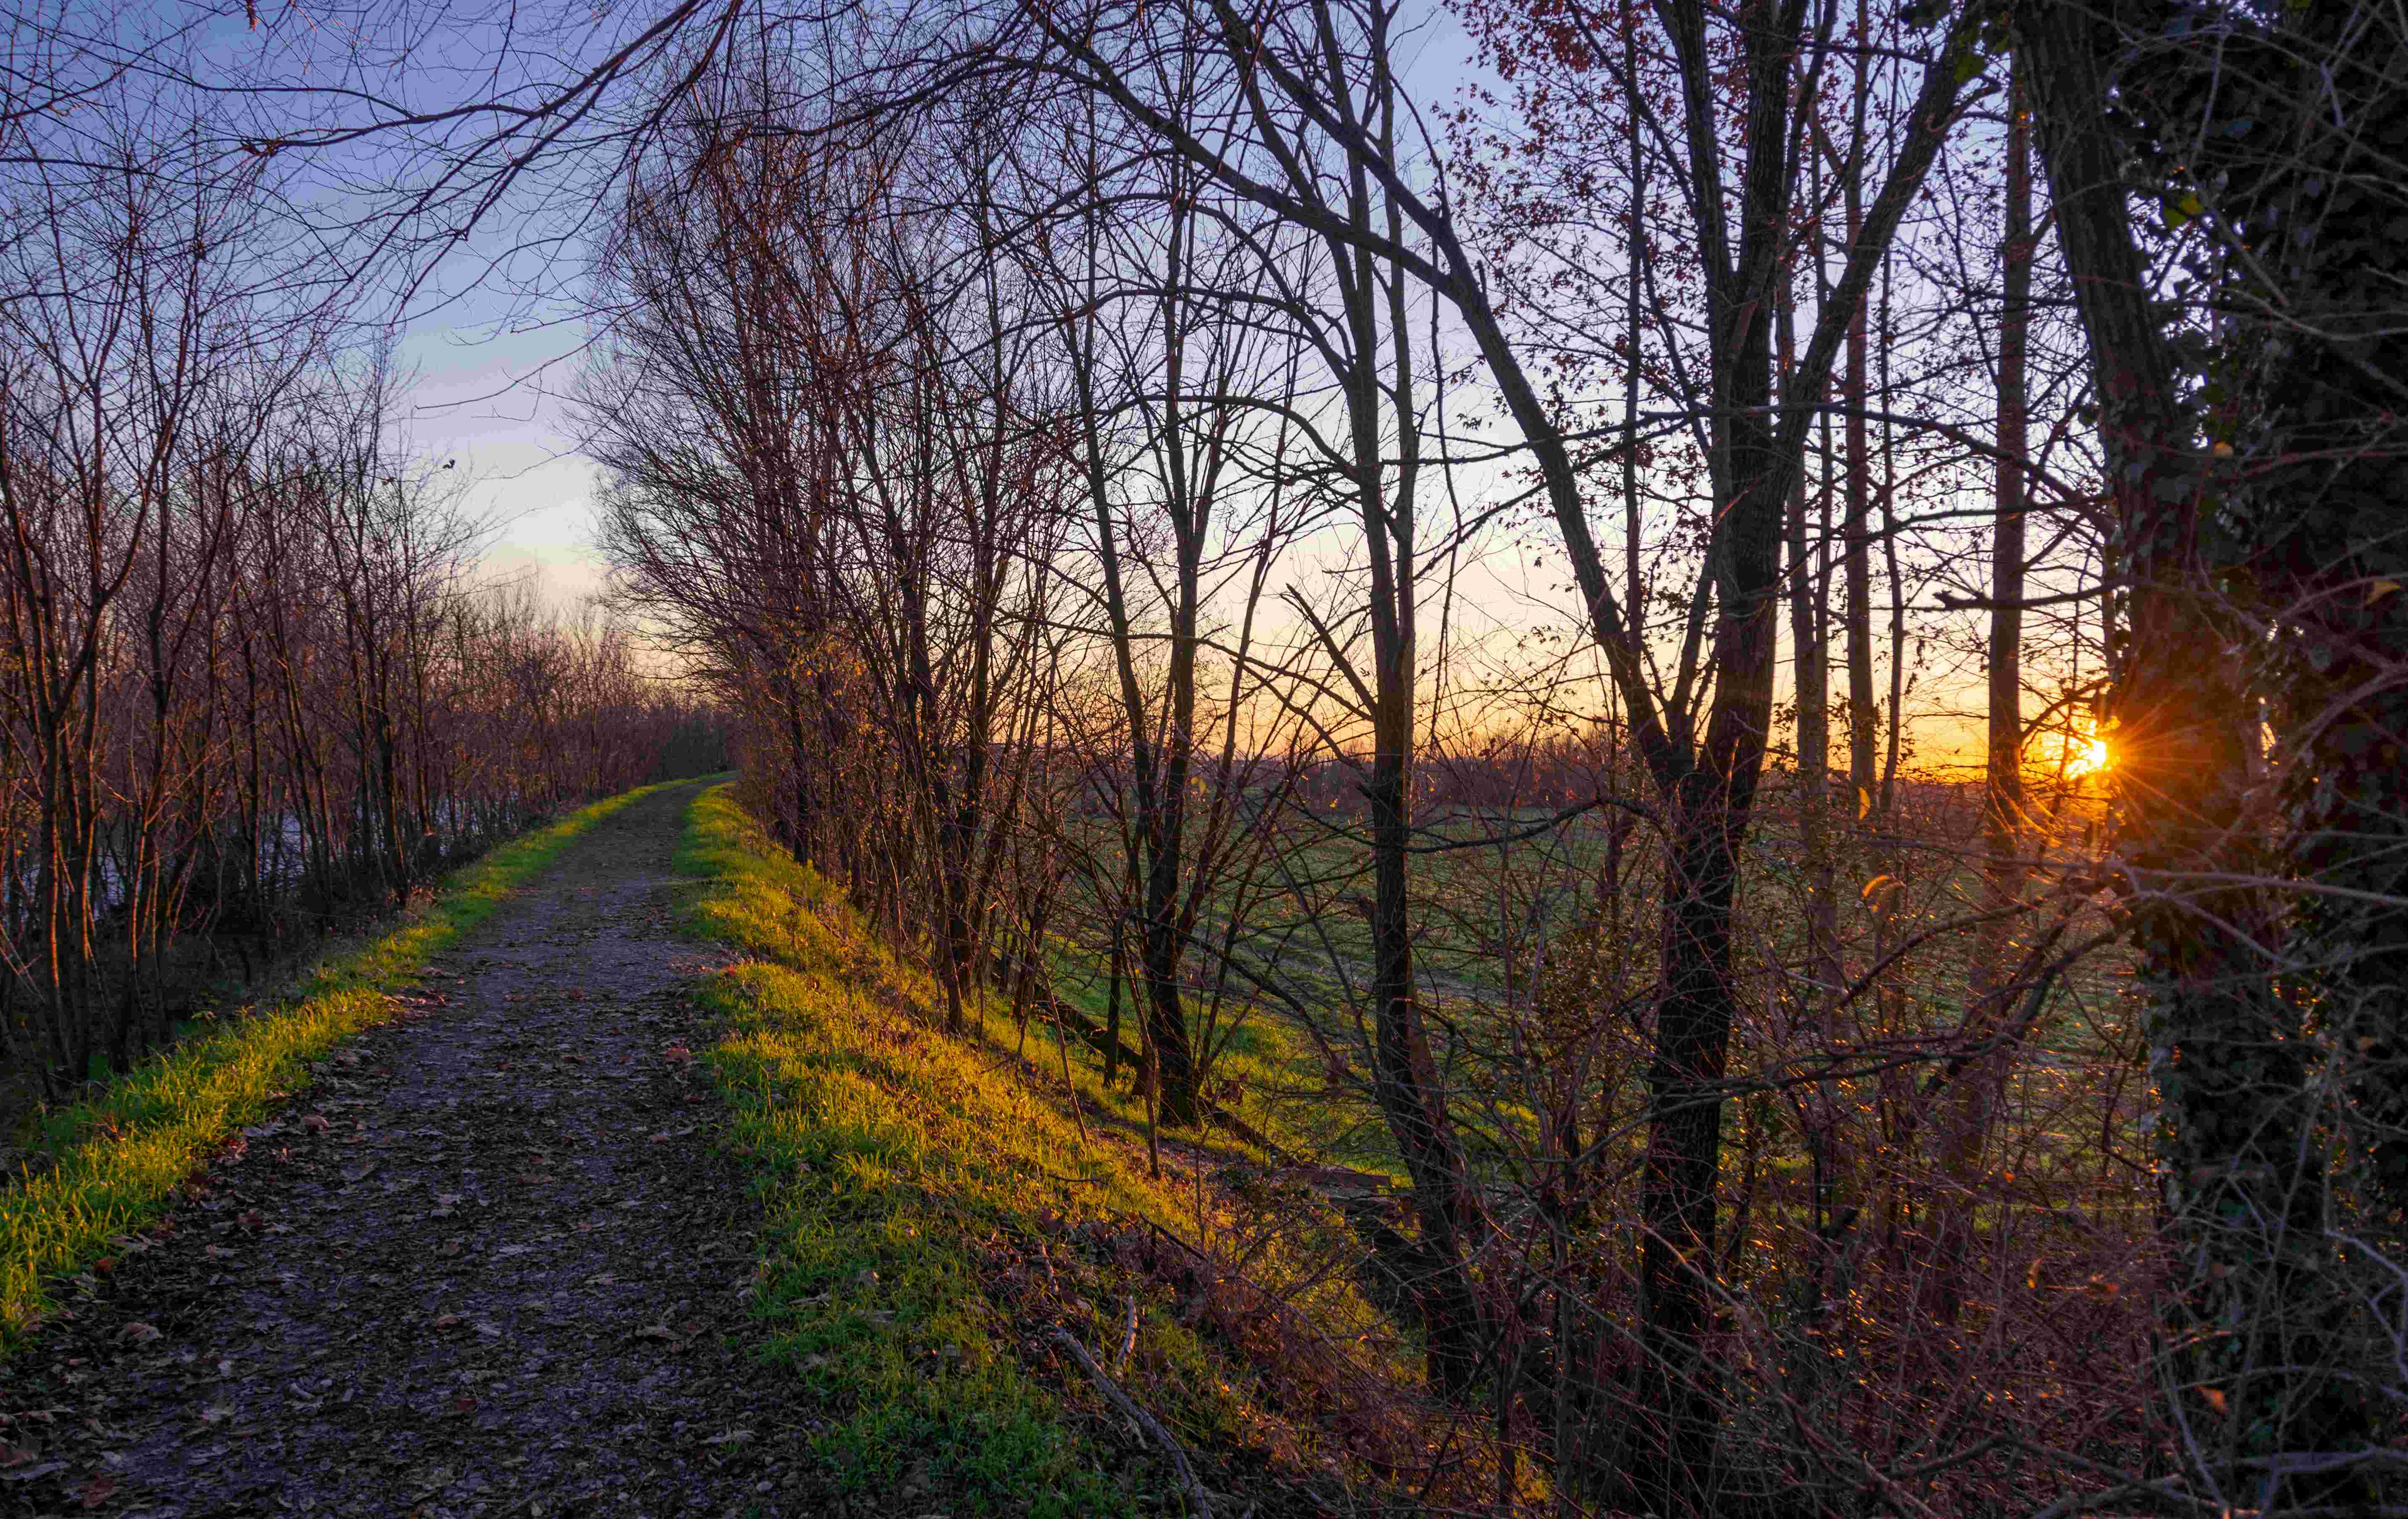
[2,783,818,1517]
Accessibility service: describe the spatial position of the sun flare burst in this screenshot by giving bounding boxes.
[2067,736,2111,777]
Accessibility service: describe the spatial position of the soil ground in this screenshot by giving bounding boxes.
[0,783,821,1518]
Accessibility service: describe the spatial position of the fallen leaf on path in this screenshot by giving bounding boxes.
[662,1044,693,1065]
[0,1446,33,1467]
[634,1324,676,1342]
[115,1322,161,1346]
[432,1314,462,1330]
[300,1114,330,1135]
[450,1395,478,1414]
[76,1475,115,1509]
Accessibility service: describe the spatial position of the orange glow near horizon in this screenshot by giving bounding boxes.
[2066,735,2111,778]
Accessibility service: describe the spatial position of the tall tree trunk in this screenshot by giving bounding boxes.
[1842,0,1878,812]
[1631,7,1789,1498]
[1930,72,2030,1323]
[2011,0,2346,1484]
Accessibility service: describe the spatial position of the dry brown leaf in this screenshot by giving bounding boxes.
[115,1322,161,1346]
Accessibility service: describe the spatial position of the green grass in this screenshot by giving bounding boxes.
[0,779,690,1351]
[677,784,1409,1516]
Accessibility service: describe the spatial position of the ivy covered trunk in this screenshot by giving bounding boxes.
[2220,0,2408,1486]
[2016,0,2405,1496]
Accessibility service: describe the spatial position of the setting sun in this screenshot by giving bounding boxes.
[2068,736,2112,777]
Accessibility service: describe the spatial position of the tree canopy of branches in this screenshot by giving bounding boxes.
[13,0,2408,1511]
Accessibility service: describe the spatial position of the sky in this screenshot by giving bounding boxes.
[398,310,610,605]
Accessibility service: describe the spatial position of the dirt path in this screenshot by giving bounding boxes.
[2,784,819,1518]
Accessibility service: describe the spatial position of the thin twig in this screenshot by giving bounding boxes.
[1049,1327,1214,1519]
[1115,1294,1139,1373]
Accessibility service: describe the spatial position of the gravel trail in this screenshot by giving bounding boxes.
[1,783,817,1518]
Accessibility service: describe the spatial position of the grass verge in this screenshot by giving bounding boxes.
[0,779,691,1350]
[678,784,1427,1517]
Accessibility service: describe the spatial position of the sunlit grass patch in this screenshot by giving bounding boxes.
[0,780,688,1352]
[678,785,1427,1516]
